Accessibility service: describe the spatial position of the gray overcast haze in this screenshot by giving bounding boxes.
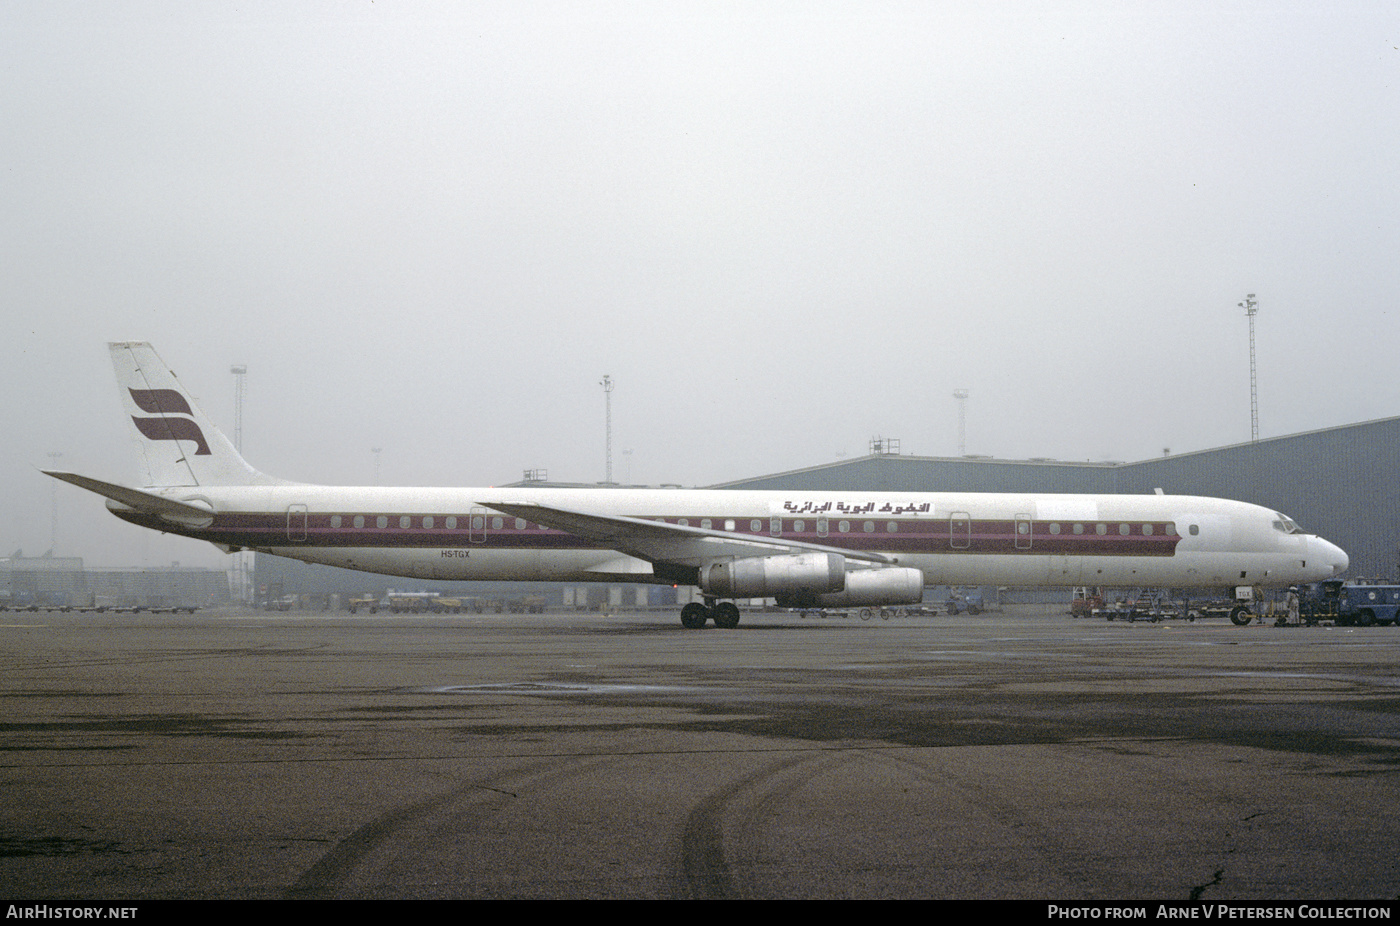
[3,1,1398,569]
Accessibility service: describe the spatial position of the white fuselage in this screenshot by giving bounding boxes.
[110,484,1349,590]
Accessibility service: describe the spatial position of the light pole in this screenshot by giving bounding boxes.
[1238,294,1259,442]
[47,451,61,552]
[953,389,969,456]
[230,365,246,452]
[229,365,248,603]
[599,375,614,483]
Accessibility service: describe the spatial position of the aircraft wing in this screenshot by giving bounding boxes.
[485,501,894,569]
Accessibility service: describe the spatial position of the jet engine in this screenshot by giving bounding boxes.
[700,553,845,599]
[782,565,925,608]
[699,553,925,608]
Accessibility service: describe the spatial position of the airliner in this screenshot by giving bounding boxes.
[46,343,1348,628]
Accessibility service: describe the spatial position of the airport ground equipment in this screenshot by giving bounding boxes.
[946,588,984,615]
[1294,580,1400,626]
[1070,586,1104,617]
[381,592,466,613]
[1092,588,1201,622]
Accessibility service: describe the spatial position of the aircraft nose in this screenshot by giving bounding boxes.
[1315,538,1349,577]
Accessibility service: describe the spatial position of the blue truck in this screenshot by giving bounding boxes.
[1292,580,1400,626]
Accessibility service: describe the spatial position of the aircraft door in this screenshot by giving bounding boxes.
[469,506,488,543]
[950,512,971,549]
[1015,514,1033,550]
[287,504,308,542]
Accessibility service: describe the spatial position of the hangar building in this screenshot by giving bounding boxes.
[715,417,1398,581]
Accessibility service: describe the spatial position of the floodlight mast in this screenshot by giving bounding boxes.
[600,375,614,483]
[1239,294,1259,442]
[953,389,969,455]
[230,365,246,452]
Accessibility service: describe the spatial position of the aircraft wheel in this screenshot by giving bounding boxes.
[859,608,873,621]
[680,602,709,629]
[1229,606,1252,626]
[712,602,741,629]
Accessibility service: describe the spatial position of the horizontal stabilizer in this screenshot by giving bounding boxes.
[44,471,214,526]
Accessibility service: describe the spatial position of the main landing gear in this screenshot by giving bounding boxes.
[679,600,741,629]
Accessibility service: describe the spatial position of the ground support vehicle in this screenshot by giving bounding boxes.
[1294,580,1400,627]
[1070,587,1104,618]
[1093,589,1192,623]
[946,588,984,615]
[382,593,444,614]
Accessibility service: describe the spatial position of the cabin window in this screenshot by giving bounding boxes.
[331,515,342,528]
[701,519,712,530]
[400,516,411,529]
[446,516,457,529]
[724,519,735,531]
[1142,523,1153,536]
[678,518,689,527]
[817,518,828,537]
[515,518,526,530]
[771,517,782,536]
[1119,523,1130,535]
[750,519,762,532]
[1073,523,1084,535]
[377,516,388,529]
[886,521,898,533]
[839,520,850,533]
[1164,522,1175,535]
[1049,523,1061,535]
[1189,524,1199,536]
[354,515,365,529]
[423,516,434,529]
[491,517,503,530]
[1095,523,1107,535]
[794,520,805,532]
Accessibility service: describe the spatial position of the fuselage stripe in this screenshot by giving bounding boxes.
[113,510,1182,557]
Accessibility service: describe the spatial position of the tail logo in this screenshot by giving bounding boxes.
[128,388,211,455]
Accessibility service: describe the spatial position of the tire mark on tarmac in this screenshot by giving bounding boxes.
[870,742,1261,899]
[679,751,845,899]
[869,746,1097,896]
[285,754,614,899]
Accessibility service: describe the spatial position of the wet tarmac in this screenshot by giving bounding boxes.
[3,605,1399,899]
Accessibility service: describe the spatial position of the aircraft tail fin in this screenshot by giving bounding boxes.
[110,341,279,487]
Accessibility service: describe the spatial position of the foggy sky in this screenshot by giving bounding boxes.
[3,1,1398,569]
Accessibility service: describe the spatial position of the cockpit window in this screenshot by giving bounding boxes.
[1273,513,1304,534]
